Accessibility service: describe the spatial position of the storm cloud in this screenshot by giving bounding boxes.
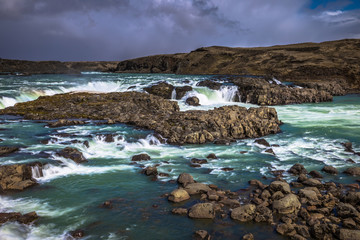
[0,0,359,61]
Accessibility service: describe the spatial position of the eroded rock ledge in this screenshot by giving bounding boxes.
[0,91,281,144]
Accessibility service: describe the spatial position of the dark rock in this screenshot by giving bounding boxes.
[221,167,234,172]
[131,153,151,161]
[276,223,296,236]
[343,142,354,152]
[337,203,360,218]
[0,211,38,225]
[144,82,174,99]
[213,139,231,145]
[240,151,247,154]
[185,96,200,106]
[231,77,333,106]
[0,146,19,156]
[175,86,192,99]
[171,208,188,215]
[288,164,308,175]
[322,166,338,175]
[96,134,121,143]
[0,164,37,191]
[193,230,211,240]
[83,140,89,148]
[158,172,170,177]
[347,158,356,163]
[196,80,222,90]
[265,148,275,155]
[343,218,357,229]
[188,203,215,219]
[344,167,360,176]
[177,173,195,186]
[69,229,85,239]
[242,233,254,240]
[254,138,270,147]
[248,179,265,189]
[47,119,85,128]
[309,170,323,178]
[101,201,113,209]
[143,166,158,176]
[57,147,87,164]
[269,181,291,194]
[206,153,217,159]
[191,158,208,164]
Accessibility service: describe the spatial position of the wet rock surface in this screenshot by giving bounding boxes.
[47,119,86,128]
[230,77,333,106]
[165,164,360,240]
[0,146,20,156]
[0,91,281,145]
[0,164,37,191]
[56,147,88,164]
[0,211,39,225]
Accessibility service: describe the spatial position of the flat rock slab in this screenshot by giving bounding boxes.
[0,91,281,145]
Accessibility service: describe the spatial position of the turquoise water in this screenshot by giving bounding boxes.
[0,73,359,239]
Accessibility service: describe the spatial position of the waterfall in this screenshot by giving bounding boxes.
[31,165,43,178]
[219,86,240,102]
[171,89,177,99]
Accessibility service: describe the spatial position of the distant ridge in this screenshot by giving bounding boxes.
[1,39,359,92]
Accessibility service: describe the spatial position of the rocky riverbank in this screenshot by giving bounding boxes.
[0,91,281,144]
[160,163,360,240]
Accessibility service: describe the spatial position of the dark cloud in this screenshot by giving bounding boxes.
[0,0,359,61]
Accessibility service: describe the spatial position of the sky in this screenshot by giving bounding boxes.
[0,0,359,61]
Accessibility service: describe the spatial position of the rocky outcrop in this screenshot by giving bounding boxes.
[175,86,192,99]
[0,164,37,191]
[0,92,281,145]
[230,77,333,105]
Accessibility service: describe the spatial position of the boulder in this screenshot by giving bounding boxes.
[309,170,323,178]
[144,82,174,99]
[143,166,158,176]
[276,223,296,236]
[273,194,301,214]
[231,204,256,222]
[193,230,211,240]
[343,142,354,152]
[188,203,215,219]
[131,153,151,161]
[184,183,211,195]
[69,229,85,239]
[185,96,200,106]
[298,189,318,202]
[175,86,192,99]
[57,147,87,164]
[288,164,307,175]
[206,153,217,159]
[0,164,37,191]
[322,166,338,175]
[168,189,190,203]
[344,167,360,176]
[191,158,208,164]
[337,203,360,218]
[254,138,270,147]
[177,173,195,186]
[0,146,19,156]
[269,181,291,194]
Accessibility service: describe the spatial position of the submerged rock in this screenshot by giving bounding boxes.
[0,92,281,145]
[322,166,338,175]
[0,211,38,225]
[344,167,360,176]
[193,230,211,240]
[0,146,19,156]
[0,164,37,191]
[288,164,308,175]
